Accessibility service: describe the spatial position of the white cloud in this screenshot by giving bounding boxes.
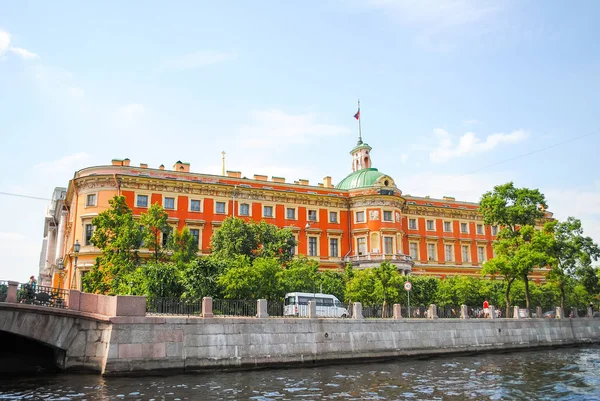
[399,154,409,163]
[119,103,145,120]
[163,51,236,70]
[67,87,85,98]
[0,29,39,60]
[33,152,91,175]
[9,47,40,60]
[429,128,528,163]
[401,171,508,201]
[238,109,350,148]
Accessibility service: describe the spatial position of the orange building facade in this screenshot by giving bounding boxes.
[40,137,553,290]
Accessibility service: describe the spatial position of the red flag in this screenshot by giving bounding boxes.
[354,110,360,120]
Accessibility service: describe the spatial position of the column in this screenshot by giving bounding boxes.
[55,211,68,266]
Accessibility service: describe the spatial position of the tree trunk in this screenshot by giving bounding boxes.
[523,274,531,317]
[382,299,387,318]
[560,284,565,310]
[505,278,515,317]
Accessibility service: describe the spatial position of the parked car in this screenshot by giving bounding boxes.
[543,310,556,318]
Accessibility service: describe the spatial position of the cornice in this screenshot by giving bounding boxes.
[404,204,483,221]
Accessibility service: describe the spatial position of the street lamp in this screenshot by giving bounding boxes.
[71,240,80,290]
[57,259,64,291]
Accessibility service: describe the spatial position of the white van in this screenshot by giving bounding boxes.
[283,292,349,318]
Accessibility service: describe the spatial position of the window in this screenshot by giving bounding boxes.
[239,203,250,216]
[215,201,226,214]
[462,245,470,262]
[308,210,317,221]
[263,205,273,218]
[330,238,339,257]
[164,197,175,210]
[357,237,366,255]
[491,226,498,236]
[384,237,393,254]
[86,194,96,207]
[383,211,393,222]
[137,195,148,208]
[476,224,483,235]
[356,211,365,223]
[409,243,419,260]
[190,228,200,248]
[445,244,453,261]
[409,218,417,230]
[286,208,296,219]
[85,224,94,245]
[162,227,172,247]
[444,221,452,232]
[426,220,435,231]
[478,246,485,263]
[460,223,468,233]
[308,237,317,256]
[329,211,338,223]
[427,243,436,261]
[190,199,201,212]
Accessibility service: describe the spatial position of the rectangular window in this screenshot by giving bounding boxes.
[329,238,339,257]
[329,211,338,223]
[215,201,226,214]
[85,224,94,245]
[409,243,419,260]
[491,226,498,236]
[190,228,200,248]
[384,237,393,254]
[86,194,96,207]
[478,246,485,263]
[286,208,296,219]
[309,237,317,256]
[263,205,273,218]
[460,223,468,233]
[162,227,172,247]
[190,199,201,212]
[476,224,483,235]
[445,244,453,261]
[239,203,250,216]
[462,245,470,262]
[427,243,436,261]
[426,220,435,231]
[409,218,417,230]
[308,210,317,221]
[356,211,365,223]
[164,197,175,210]
[357,237,366,255]
[136,195,148,208]
[383,211,393,222]
[444,221,452,232]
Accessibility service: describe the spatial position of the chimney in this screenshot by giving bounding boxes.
[122,158,131,166]
[299,179,309,186]
[111,158,123,166]
[323,176,332,188]
[159,164,165,170]
[173,160,190,173]
[226,171,242,178]
[443,196,455,201]
[318,183,324,187]
[140,163,148,168]
[271,176,285,183]
[253,174,268,181]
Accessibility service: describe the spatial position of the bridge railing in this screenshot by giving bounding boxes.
[17,283,69,309]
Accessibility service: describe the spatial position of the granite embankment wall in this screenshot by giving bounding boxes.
[103,316,600,375]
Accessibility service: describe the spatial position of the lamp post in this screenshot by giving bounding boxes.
[57,259,64,291]
[71,240,80,290]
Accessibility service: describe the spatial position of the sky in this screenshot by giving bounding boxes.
[1,0,600,282]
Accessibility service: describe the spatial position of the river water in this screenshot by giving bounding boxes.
[1,346,600,400]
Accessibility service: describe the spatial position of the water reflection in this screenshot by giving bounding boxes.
[1,346,600,400]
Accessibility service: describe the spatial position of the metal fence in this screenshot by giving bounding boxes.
[17,283,68,308]
[267,300,284,317]
[0,280,7,302]
[147,298,203,316]
[213,299,257,317]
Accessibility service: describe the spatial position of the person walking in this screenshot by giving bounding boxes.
[483,299,490,318]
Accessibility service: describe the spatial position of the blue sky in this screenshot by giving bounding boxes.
[1,0,599,282]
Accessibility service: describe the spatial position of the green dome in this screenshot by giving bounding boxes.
[335,168,386,190]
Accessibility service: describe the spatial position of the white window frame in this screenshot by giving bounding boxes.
[307,209,318,222]
[383,236,394,254]
[356,211,366,223]
[189,228,201,249]
[476,224,484,235]
[382,210,393,222]
[84,222,95,246]
[443,221,452,232]
[308,236,319,257]
[445,244,453,261]
[329,237,339,258]
[426,220,435,231]
[85,193,97,207]
[263,205,275,218]
[477,246,486,263]
[286,207,297,220]
[215,201,226,214]
[136,194,149,208]
[409,242,419,260]
[189,199,202,212]
[427,243,436,261]
[491,226,498,236]
[329,211,338,223]
[239,203,250,216]
[460,222,469,234]
[357,236,367,255]
[461,245,470,262]
[408,218,417,230]
[164,196,176,210]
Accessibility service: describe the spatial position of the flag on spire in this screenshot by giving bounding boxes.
[354,110,360,120]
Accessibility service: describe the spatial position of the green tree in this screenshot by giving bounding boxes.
[479,182,549,315]
[345,268,378,306]
[211,217,296,263]
[168,226,198,265]
[373,261,399,317]
[181,258,227,300]
[131,262,184,298]
[140,202,170,263]
[218,256,285,300]
[547,217,600,309]
[319,270,346,302]
[83,195,143,294]
[280,258,320,294]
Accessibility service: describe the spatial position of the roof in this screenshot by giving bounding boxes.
[335,168,387,190]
